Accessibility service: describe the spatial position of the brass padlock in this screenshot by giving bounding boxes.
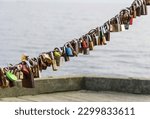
[50,52,58,71]
[146,0,150,5]
[87,35,94,51]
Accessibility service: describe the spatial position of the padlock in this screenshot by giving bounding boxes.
[71,39,79,55]
[88,29,97,46]
[21,64,30,75]
[42,54,52,66]
[80,36,89,55]
[92,34,98,46]
[78,39,83,53]
[65,47,73,56]
[5,71,16,87]
[129,17,133,25]
[50,52,58,71]
[54,50,61,57]
[31,57,40,78]
[110,16,121,32]
[87,35,94,51]
[6,71,17,82]
[39,55,48,70]
[81,38,88,49]
[22,67,35,88]
[103,22,111,41]
[124,23,130,30]
[144,0,148,15]
[54,47,62,66]
[130,5,137,18]
[100,26,107,45]
[83,48,90,55]
[62,46,70,62]
[146,0,150,5]
[0,68,9,88]
[95,34,99,46]
[134,0,141,17]
[96,27,102,45]
[105,31,110,42]
[68,42,78,57]
[121,24,126,31]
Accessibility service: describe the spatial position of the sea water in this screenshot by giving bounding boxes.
[0,0,150,78]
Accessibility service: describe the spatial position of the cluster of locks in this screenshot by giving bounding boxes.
[0,0,150,89]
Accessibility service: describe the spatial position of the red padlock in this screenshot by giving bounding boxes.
[129,17,133,25]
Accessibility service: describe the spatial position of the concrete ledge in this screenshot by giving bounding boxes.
[0,76,150,98]
[0,76,83,98]
[84,76,150,94]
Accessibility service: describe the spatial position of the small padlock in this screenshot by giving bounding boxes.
[105,31,110,42]
[0,68,9,88]
[121,24,126,31]
[54,48,61,67]
[83,48,90,55]
[50,52,58,71]
[62,46,70,62]
[78,39,83,53]
[129,17,133,25]
[87,35,94,51]
[66,47,73,57]
[71,39,79,55]
[124,22,130,30]
[101,26,107,45]
[146,0,150,5]
[81,38,88,49]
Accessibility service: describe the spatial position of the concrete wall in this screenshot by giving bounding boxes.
[0,76,83,98]
[84,76,150,94]
[0,76,150,98]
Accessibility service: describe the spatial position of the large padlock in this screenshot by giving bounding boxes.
[110,16,121,32]
[22,69,35,88]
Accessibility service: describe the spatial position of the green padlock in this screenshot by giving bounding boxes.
[6,71,17,81]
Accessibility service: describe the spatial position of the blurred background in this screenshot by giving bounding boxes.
[0,0,150,78]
